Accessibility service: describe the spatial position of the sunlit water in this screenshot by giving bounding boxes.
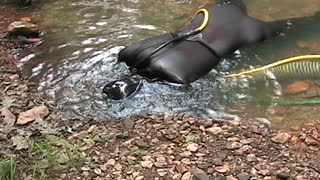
[19,0,320,129]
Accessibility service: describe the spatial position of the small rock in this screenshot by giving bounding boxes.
[197,162,211,169]
[123,119,135,129]
[181,172,192,180]
[87,125,96,133]
[173,174,183,180]
[246,154,256,162]
[161,129,179,140]
[116,131,130,139]
[93,168,102,176]
[271,133,291,144]
[283,81,311,94]
[187,143,198,152]
[114,163,122,171]
[194,170,209,180]
[105,159,116,166]
[157,169,167,177]
[212,158,223,166]
[155,156,167,167]
[175,164,188,173]
[7,21,39,36]
[305,137,319,146]
[214,166,230,174]
[226,142,243,150]
[140,161,153,169]
[228,120,240,126]
[135,140,150,148]
[276,172,290,180]
[181,151,192,157]
[164,113,174,121]
[214,176,227,180]
[135,176,144,180]
[206,127,223,135]
[237,173,251,180]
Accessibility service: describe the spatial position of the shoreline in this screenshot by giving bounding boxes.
[0,2,319,180]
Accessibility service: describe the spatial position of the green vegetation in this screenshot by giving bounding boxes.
[0,135,84,180]
[131,150,147,157]
[0,157,16,180]
[182,135,200,142]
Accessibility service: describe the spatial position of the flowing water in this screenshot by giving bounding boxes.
[19,0,320,129]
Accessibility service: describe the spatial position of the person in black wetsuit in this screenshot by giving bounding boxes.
[103,2,287,100]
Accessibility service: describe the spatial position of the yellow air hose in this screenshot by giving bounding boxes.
[224,55,320,105]
[223,55,320,78]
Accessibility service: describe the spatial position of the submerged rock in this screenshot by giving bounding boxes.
[283,81,311,95]
[7,21,39,37]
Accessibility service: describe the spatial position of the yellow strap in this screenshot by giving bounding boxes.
[191,8,210,32]
[223,55,320,78]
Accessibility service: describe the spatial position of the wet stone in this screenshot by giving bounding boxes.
[135,140,150,148]
[276,172,291,180]
[194,170,210,180]
[236,173,251,180]
[123,119,135,129]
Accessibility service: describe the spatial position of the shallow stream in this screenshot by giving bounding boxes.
[19,0,320,129]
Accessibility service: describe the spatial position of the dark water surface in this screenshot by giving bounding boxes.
[20,0,320,129]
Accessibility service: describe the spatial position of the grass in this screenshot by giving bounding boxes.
[0,157,17,180]
[182,135,200,142]
[0,134,84,180]
[26,135,84,179]
[131,149,147,157]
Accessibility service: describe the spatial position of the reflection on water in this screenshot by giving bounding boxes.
[20,0,320,129]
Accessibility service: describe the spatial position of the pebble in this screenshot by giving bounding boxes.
[206,127,223,135]
[214,166,230,173]
[271,133,291,144]
[181,172,192,180]
[140,161,153,169]
[226,142,243,150]
[105,159,116,166]
[187,143,198,152]
[276,172,291,180]
[246,154,256,162]
[236,173,251,180]
[114,163,122,171]
[194,170,210,180]
[157,169,167,176]
[124,119,135,129]
[173,174,183,180]
[135,176,144,180]
[181,151,192,157]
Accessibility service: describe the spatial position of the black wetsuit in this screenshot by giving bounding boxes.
[118,3,283,84]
